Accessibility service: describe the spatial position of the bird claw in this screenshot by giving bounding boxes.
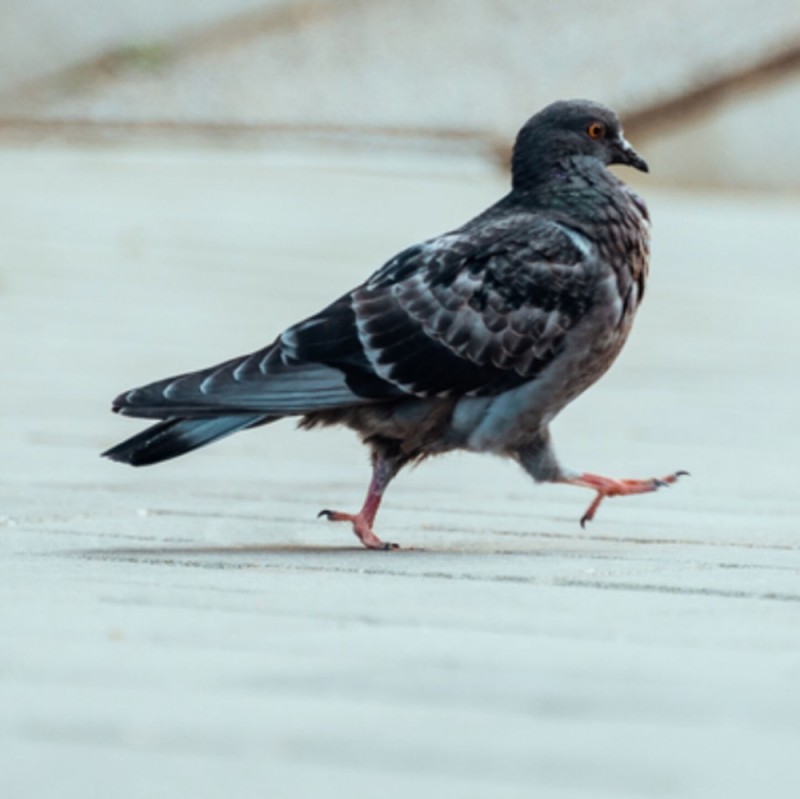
[317,507,398,550]
[571,470,688,527]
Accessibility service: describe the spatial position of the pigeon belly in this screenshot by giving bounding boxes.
[455,268,641,455]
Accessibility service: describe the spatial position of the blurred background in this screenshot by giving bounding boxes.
[3,5,800,799]
[2,0,800,188]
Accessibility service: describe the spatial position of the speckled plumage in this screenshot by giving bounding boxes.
[104,99,685,548]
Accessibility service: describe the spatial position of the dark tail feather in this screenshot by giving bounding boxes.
[102,414,272,466]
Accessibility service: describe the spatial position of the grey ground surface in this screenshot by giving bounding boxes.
[2,144,799,797]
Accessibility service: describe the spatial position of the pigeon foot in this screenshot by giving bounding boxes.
[566,470,689,527]
[317,509,399,550]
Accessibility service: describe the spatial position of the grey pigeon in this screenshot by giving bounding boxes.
[104,99,686,549]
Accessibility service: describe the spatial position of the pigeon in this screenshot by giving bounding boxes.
[104,99,686,549]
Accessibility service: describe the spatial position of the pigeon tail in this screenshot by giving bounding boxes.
[102,414,272,466]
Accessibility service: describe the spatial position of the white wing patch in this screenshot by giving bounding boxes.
[552,222,594,259]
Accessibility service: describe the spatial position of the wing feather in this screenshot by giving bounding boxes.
[113,207,600,420]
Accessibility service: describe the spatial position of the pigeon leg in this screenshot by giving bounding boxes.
[563,470,689,528]
[318,456,401,549]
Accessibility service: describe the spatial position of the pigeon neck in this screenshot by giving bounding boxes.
[511,157,624,212]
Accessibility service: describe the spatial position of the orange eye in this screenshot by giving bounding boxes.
[587,121,605,140]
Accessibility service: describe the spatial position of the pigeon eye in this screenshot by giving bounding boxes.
[586,121,606,140]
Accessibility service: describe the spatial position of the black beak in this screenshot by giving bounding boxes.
[612,135,649,173]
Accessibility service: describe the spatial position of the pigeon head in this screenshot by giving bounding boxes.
[511,99,648,190]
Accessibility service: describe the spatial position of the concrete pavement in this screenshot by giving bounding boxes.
[1,143,799,798]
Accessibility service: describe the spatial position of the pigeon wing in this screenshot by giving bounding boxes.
[113,213,598,418]
[346,211,600,397]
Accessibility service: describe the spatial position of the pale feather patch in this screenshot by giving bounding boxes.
[465,379,550,452]
[552,222,594,259]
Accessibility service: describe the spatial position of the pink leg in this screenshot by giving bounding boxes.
[563,470,688,528]
[318,457,400,549]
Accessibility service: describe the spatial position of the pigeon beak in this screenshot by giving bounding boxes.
[612,136,649,173]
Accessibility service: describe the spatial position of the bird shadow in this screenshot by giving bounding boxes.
[75,541,427,562]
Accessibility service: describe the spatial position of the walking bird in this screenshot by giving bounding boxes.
[104,99,686,549]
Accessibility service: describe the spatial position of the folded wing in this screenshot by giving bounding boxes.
[112,210,597,420]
